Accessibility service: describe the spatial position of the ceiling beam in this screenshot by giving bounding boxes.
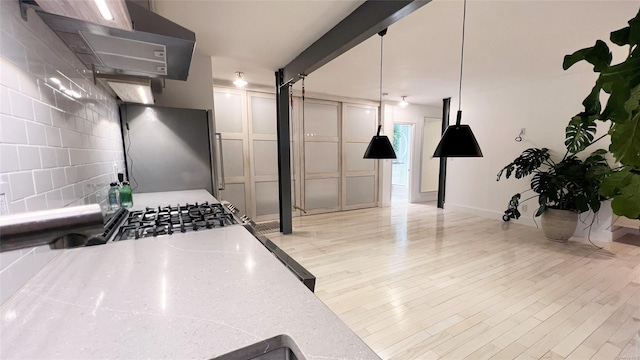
[281,0,431,85]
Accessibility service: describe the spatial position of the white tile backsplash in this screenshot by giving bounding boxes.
[17,145,41,170]
[0,114,28,144]
[55,148,70,166]
[60,129,82,148]
[26,121,47,145]
[33,100,52,125]
[33,169,53,193]
[0,144,20,172]
[0,86,11,115]
[51,167,66,188]
[39,147,57,168]
[25,193,47,212]
[8,171,35,200]
[45,189,63,209]
[44,125,61,147]
[0,0,125,305]
[9,90,34,120]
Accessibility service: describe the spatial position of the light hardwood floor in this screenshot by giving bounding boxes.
[268,202,640,360]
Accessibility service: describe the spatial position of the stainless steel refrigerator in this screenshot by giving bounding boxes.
[119,104,222,197]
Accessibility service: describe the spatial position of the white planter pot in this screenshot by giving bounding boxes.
[541,208,579,242]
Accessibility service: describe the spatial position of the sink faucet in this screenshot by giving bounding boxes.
[0,204,104,252]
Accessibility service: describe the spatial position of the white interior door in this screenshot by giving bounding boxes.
[213,88,251,217]
[342,103,378,210]
[301,99,341,215]
[248,91,299,221]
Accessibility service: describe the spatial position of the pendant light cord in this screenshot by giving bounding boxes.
[458,0,467,112]
[377,29,387,135]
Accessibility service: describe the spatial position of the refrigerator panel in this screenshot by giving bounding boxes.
[122,104,213,194]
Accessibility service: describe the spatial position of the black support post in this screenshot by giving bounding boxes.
[274,0,432,234]
[275,70,293,234]
[437,97,450,209]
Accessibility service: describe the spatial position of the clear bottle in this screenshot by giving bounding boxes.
[107,182,121,211]
[120,181,133,208]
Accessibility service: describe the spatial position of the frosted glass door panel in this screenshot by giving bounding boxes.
[214,91,243,133]
[222,139,245,177]
[220,183,246,215]
[253,140,277,176]
[346,143,375,172]
[346,176,375,205]
[305,142,338,174]
[252,97,277,135]
[345,106,376,138]
[255,181,279,216]
[304,103,338,137]
[305,178,339,209]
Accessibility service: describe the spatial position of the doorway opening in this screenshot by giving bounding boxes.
[392,123,412,203]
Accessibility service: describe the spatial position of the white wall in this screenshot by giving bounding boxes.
[422,119,441,192]
[0,2,124,303]
[442,70,620,240]
[154,49,214,110]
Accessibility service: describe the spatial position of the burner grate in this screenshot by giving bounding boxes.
[114,201,237,241]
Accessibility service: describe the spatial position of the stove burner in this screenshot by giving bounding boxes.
[115,202,236,241]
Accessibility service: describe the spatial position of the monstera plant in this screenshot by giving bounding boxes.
[497,148,611,219]
[562,8,640,220]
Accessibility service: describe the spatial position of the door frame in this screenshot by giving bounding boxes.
[391,117,427,204]
[391,122,414,202]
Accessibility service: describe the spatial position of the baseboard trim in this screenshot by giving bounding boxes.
[412,191,437,203]
[444,203,538,227]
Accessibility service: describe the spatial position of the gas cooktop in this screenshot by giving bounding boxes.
[114,202,238,241]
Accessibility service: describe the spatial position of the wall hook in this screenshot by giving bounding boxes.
[515,128,525,142]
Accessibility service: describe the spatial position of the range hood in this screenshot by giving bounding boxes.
[24,0,195,81]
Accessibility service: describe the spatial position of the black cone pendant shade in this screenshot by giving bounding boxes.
[433,0,482,158]
[433,110,483,157]
[364,125,397,159]
[363,29,397,160]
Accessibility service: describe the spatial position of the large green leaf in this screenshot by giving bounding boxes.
[611,27,631,46]
[563,40,612,71]
[600,168,633,197]
[496,148,550,180]
[609,109,640,167]
[598,56,640,87]
[608,170,640,219]
[565,121,597,153]
[627,8,640,47]
[600,81,631,123]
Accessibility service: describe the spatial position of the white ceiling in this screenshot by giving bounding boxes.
[153,0,639,106]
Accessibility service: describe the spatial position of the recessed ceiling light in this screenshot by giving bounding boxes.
[233,72,248,88]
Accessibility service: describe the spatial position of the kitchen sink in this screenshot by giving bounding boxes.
[211,334,305,360]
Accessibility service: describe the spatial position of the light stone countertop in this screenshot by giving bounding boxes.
[0,191,380,359]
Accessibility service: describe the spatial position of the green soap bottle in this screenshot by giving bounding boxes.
[120,181,133,208]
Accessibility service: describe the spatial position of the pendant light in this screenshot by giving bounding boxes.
[432,0,483,158]
[363,29,397,159]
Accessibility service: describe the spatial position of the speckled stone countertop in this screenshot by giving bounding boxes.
[0,191,379,359]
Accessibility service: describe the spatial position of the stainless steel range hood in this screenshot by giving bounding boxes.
[27,0,195,81]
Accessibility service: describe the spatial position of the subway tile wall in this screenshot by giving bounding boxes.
[0,1,125,304]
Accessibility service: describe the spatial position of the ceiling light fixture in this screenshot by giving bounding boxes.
[363,29,397,160]
[432,0,483,158]
[399,96,409,107]
[94,0,114,21]
[233,71,248,88]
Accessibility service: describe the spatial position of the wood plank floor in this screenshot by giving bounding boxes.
[267,202,640,360]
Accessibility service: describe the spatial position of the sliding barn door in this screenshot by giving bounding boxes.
[342,103,378,210]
